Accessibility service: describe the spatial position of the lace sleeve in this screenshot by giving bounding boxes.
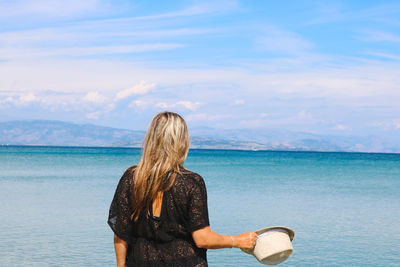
[187,174,210,232]
[107,168,134,243]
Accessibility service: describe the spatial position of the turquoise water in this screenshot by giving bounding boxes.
[0,146,399,266]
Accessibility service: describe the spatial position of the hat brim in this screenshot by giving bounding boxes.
[240,226,295,255]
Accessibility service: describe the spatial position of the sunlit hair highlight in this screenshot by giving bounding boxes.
[131,111,190,221]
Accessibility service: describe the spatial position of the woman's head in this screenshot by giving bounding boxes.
[131,111,189,221]
[142,111,189,167]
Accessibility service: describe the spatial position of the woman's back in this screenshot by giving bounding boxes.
[108,166,210,267]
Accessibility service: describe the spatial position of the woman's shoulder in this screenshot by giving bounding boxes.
[124,165,137,175]
[178,167,206,188]
[119,165,137,184]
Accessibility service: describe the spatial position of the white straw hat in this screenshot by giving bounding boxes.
[241,226,295,265]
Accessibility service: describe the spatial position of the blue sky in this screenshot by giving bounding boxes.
[0,0,399,139]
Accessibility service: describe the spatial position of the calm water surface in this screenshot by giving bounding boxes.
[0,146,399,266]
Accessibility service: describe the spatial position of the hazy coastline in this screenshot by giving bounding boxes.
[2,120,399,153]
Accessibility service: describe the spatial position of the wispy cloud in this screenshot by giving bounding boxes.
[86,111,101,120]
[155,101,201,111]
[186,113,233,122]
[84,91,106,104]
[360,30,400,43]
[308,2,400,25]
[95,0,239,23]
[116,81,156,100]
[1,93,39,106]
[129,100,148,110]
[237,110,316,129]
[127,99,202,112]
[19,93,37,103]
[255,27,314,55]
[333,124,348,131]
[306,2,344,25]
[0,44,184,60]
[362,51,400,61]
[0,1,227,62]
[0,0,101,18]
[372,119,400,130]
[0,27,218,46]
[2,57,400,103]
[232,99,244,105]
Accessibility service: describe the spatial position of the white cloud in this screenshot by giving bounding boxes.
[0,93,39,106]
[394,120,400,129]
[105,103,115,112]
[86,111,101,119]
[129,99,202,112]
[155,101,201,111]
[84,91,106,103]
[239,63,400,98]
[84,102,115,120]
[373,119,400,130]
[238,111,316,128]
[237,118,271,128]
[0,96,16,106]
[116,81,156,100]
[129,100,149,109]
[233,99,244,105]
[296,110,313,121]
[155,102,169,109]
[5,96,14,103]
[2,57,400,100]
[176,101,201,110]
[334,124,347,130]
[19,93,37,102]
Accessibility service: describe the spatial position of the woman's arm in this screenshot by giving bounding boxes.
[192,226,257,249]
[114,234,128,267]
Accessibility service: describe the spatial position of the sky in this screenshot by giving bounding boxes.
[0,0,399,139]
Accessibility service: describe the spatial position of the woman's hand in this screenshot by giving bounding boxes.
[233,232,258,249]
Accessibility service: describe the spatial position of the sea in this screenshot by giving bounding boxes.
[0,146,399,267]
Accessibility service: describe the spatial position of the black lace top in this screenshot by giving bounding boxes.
[108,166,210,267]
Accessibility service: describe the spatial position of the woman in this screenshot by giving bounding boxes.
[108,111,257,267]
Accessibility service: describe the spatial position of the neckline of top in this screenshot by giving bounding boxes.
[150,191,166,221]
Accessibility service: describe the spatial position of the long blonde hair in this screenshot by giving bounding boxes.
[131,111,190,221]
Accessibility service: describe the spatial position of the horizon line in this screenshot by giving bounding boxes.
[1,144,399,156]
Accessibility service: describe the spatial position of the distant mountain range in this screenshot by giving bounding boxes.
[0,120,399,153]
